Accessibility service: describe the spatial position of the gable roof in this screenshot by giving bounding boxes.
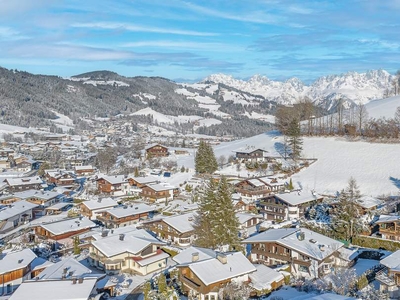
[128,176,159,185]
[145,143,168,151]
[187,252,256,286]
[106,203,155,218]
[91,229,165,257]
[97,174,127,185]
[275,192,322,206]
[173,246,216,265]
[233,147,268,154]
[5,176,43,187]
[162,213,195,234]
[37,257,99,280]
[249,264,284,291]
[80,197,117,210]
[145,183,177,192]
[40,217,96,236]
[380,250,400,271]
[0,249,37,274]
[0,200,38,221]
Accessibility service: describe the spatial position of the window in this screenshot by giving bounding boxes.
[298,265,309,273]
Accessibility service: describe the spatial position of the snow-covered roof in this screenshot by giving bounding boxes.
[146,183,177,192]
[173,246,216,264]
[31,257,53,271]
[243,228,344,261]
[74,165,94,171]
[40,217,95,235]
[145,143,168,150]
[0,200,38,221]
[97,174,127,185]
[136,251,169,266]
[128,175,159,185]
[275,192,322,206]
[81,197,117,210]
[249,264,284,291]
[107,203,155,218]
[357,196,382,209]
[5,176,43,186]
[37,257,97,280]
[247,179,265,187]
[90,226,137,241]
[337,247,358,262]
[46,202,71,210]
[0,249,37,274]
[188,252,256,286]
[380,250,400,271]
[236,212,261,225]
[233,146,268,154]
[375,215,400,224]
[162,213,195,233]
[13,189,61,201]
[8,278,98,300]
[91,229,165,257]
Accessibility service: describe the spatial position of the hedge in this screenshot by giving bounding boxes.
[352,235,400,252]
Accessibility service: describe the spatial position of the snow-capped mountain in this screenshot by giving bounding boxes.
[203,70,394,110]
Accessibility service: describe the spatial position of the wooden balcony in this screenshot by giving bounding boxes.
[181,276,201,289]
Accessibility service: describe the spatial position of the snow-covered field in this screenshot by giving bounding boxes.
[366,95,400,119]
[177,131,400,197]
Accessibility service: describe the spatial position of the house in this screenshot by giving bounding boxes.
[376,250,400,299]
[0,200,38,234]
[79,197,118,220]
[4,177,43,192]
[14,189,63,209]
[96,203,155,228]
[0,148,15,158]
[173,246,216,265]
[356,196,383,214]
[236,212,262,239]
[375,215,400,241]
[74,165,96,176]
[8,278,98,300]
[145,144,169,158]
[127,175,159,188]
[177,251,256,300]
[0,249,37,295]
[96,175,128,195]
[140,183,179,203]
[144,213,195,246]
[89,228,168,275]
[233,146,269,162]
[44,169,76,186]
[259,192,323,221]
[248,264,285,296]
[242,228,345,279]
[44,202,73,215]
[0,157,11,170]
[235,178,274,200]
[35,217,96,242]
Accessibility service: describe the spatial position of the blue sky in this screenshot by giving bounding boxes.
[0,0,399,82]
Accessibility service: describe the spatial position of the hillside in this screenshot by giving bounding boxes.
[365,95,400,119]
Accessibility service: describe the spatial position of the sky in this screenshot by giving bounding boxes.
[0,0,400,82]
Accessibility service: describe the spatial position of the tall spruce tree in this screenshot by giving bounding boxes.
[195,140,218,174]
[194,177,240,251]
[286,118,303,161]
[331,177,364,241]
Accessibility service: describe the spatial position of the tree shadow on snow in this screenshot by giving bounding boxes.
[389,176,400,189]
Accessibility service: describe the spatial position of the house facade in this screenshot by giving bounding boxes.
[0,200,38,234]
[243,228,344,279]
[140,184,179,203]
[376,250,400,299]
[96,203,154,228]
[145,144,169,158]
[35,217,96,241]
[96,175,128,195]
[375,215,400,241]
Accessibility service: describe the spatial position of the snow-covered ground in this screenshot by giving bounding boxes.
[366,95,400,119]
[177,131,400,197]
[266,286,353,300]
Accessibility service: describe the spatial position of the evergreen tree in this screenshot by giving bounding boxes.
[194,178,240,251]
[330,177,363,241]
[134,167,140,177]
[286,118,303,161]
[195,140,218,174]
[288,178,294,190]
[73,236,81,255]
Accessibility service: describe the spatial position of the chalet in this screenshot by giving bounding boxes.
[236,212,262,239]
[376,250,400,299]
[235,178,273,200]
[13,160,34,172]
[96,175,128,195]
[96,203,155,228]
[233,146,269,162]
[80,197,118,220]
[145,144,169,158]
[127,176,159,189]
[14,189,63,209]
[44,169,76,186]
[140,183,179,203]
[144,213,195,246]
[0,249,37,295]
[242,228,345,279]
[177,252,256,300]
[259,192,323,221]
[44,202,73,215]
[0,200,38,234]
[248,264,285,297]
[0,158,11,170]
[0,194,21,205]
[0,148,15,158]
[89,228,168,275]
[35,217,96,242]
[173,246,216,265]
[8,278,98,300]
[375,215,400,241]
[4,177,43,192]
[356,196,383,214]
[74,165,96,176]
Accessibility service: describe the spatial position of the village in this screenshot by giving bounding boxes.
[0,117,399,300]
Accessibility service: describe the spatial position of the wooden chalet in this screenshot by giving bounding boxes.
[0,200,38,234]
[96,203,154,228]
[233,147,268,162]
[79,198,118,220]
[34,217,96,241]
[243,228,345,279]
[375,215,400,241]
[259,191,323,221]
[177,252,256,300]
[143,213,195,246]
[376,250,400,299]
[140,184,179,203]
[4,177,43,192]
[74,165,95,176]
[96,175,128,195]
[145,144,169,158]
[44,169,76,186]
[0,249,37,295]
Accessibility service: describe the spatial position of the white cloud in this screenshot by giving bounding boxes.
[72,22,218,36]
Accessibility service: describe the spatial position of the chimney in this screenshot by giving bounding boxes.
[68,271,74,277]
[63,267,68,275]
[297,231,305,241]
[217,253,227,264]
[101,230,109,237]
[72,278,77,284]
[192,252,199,262]
[319,244,325,252]
[119,234,125,241]
[78,278,84,284]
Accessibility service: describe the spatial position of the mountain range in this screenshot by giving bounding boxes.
[0,67,395,137]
